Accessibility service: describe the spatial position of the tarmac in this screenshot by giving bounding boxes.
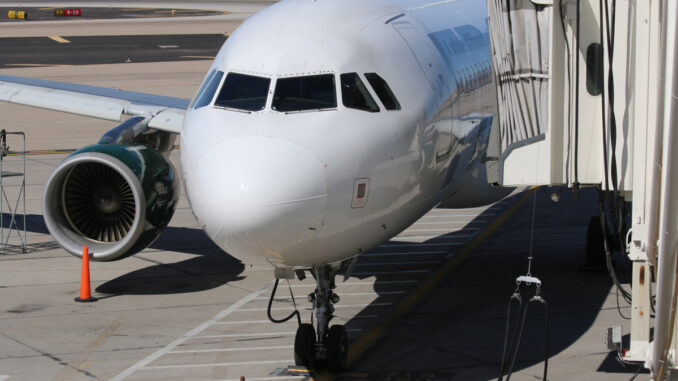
[0,3,650,381]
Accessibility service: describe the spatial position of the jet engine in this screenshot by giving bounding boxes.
[43,118,179,261]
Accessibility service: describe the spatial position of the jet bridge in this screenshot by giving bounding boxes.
[486,0,678,378]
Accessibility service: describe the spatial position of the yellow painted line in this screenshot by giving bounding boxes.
[48,36,70,44]
[318,187,539,380]
[5,64,73,67]
[38,7,60,10]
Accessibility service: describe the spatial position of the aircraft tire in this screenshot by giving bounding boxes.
[294,323,316,367]
[325,325,348,373]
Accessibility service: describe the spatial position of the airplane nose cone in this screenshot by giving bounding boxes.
[190,136,327,264]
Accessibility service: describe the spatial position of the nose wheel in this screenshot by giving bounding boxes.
[291,264,348,373]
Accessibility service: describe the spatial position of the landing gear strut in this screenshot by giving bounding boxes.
[294,264,348,372]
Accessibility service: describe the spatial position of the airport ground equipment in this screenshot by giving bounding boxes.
[486,0,678,378]
[0,129,26,254]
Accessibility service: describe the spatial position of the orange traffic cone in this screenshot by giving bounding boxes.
[75,245,97,302]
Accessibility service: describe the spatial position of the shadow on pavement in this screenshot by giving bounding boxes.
[328,188,631,380]
[0,213,245,296]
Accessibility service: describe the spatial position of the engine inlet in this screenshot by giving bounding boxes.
[62,162,136,242]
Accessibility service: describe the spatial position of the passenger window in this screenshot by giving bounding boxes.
[191,70,224,110]
[214,73,271,112]
[272,74,337,112]
[364,73,401,110]
[340,73,379,113]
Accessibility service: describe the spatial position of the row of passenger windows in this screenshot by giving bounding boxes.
[190,71,401,113]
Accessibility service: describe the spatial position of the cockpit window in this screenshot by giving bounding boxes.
[214,73,271,112]
[272,74,337,113]
[340,73,380,113]
[191,70,224,110]
[364,73,401,110]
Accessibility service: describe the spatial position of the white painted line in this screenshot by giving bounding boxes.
[379,242,463,247]
[193,328,363,340]
[235,302,393,312]
[214,320,276,324]
[403,228,479,232]
[361,251,448,256]
[412,221,487,225]
[191,331,296,339]
[421,214,495,218]
[254,291,405,300]
[351,270,429,275]
[356,261,438,266]
[210,377,305,381]
[48,35,70,43]
[289,279,418,287]
[390,234,471,240]
[158,45,179,48]
[170,345,294,354]
[110,282,273,381]
[141,359,294,370]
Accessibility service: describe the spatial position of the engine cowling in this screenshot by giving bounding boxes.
[43,144,179,261]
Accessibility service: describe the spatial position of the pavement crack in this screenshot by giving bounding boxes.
[2,333,101,379]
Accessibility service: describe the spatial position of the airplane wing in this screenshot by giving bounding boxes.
[0,75,189,134]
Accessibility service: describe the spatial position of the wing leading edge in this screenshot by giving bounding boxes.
[0,75,189,134]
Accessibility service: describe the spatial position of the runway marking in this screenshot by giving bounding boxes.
[141,359,294,370]
[158,45,179,49]
[318,188,538,380]
[48,36,71,44]
[109,282,273,381]
[170,346,294,353]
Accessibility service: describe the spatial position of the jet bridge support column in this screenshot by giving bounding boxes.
[625,0,662,363]
[650,1,678,377]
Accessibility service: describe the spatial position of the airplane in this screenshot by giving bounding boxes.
[0,0,513,372]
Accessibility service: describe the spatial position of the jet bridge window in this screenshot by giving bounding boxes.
[191,69,224,110]
[340,73,379,112]
[364,73,401,110]
[272,74,337,112]
[214,72,271,112]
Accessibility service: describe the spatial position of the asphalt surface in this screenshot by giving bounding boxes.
[0,34,226,68]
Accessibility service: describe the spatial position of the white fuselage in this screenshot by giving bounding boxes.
[180,0,503,267]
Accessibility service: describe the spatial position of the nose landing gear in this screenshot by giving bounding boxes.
[293,264,348,373]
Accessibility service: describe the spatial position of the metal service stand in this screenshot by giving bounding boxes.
[0,130,26,253]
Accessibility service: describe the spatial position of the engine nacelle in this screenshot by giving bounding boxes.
[43,144,179,261]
